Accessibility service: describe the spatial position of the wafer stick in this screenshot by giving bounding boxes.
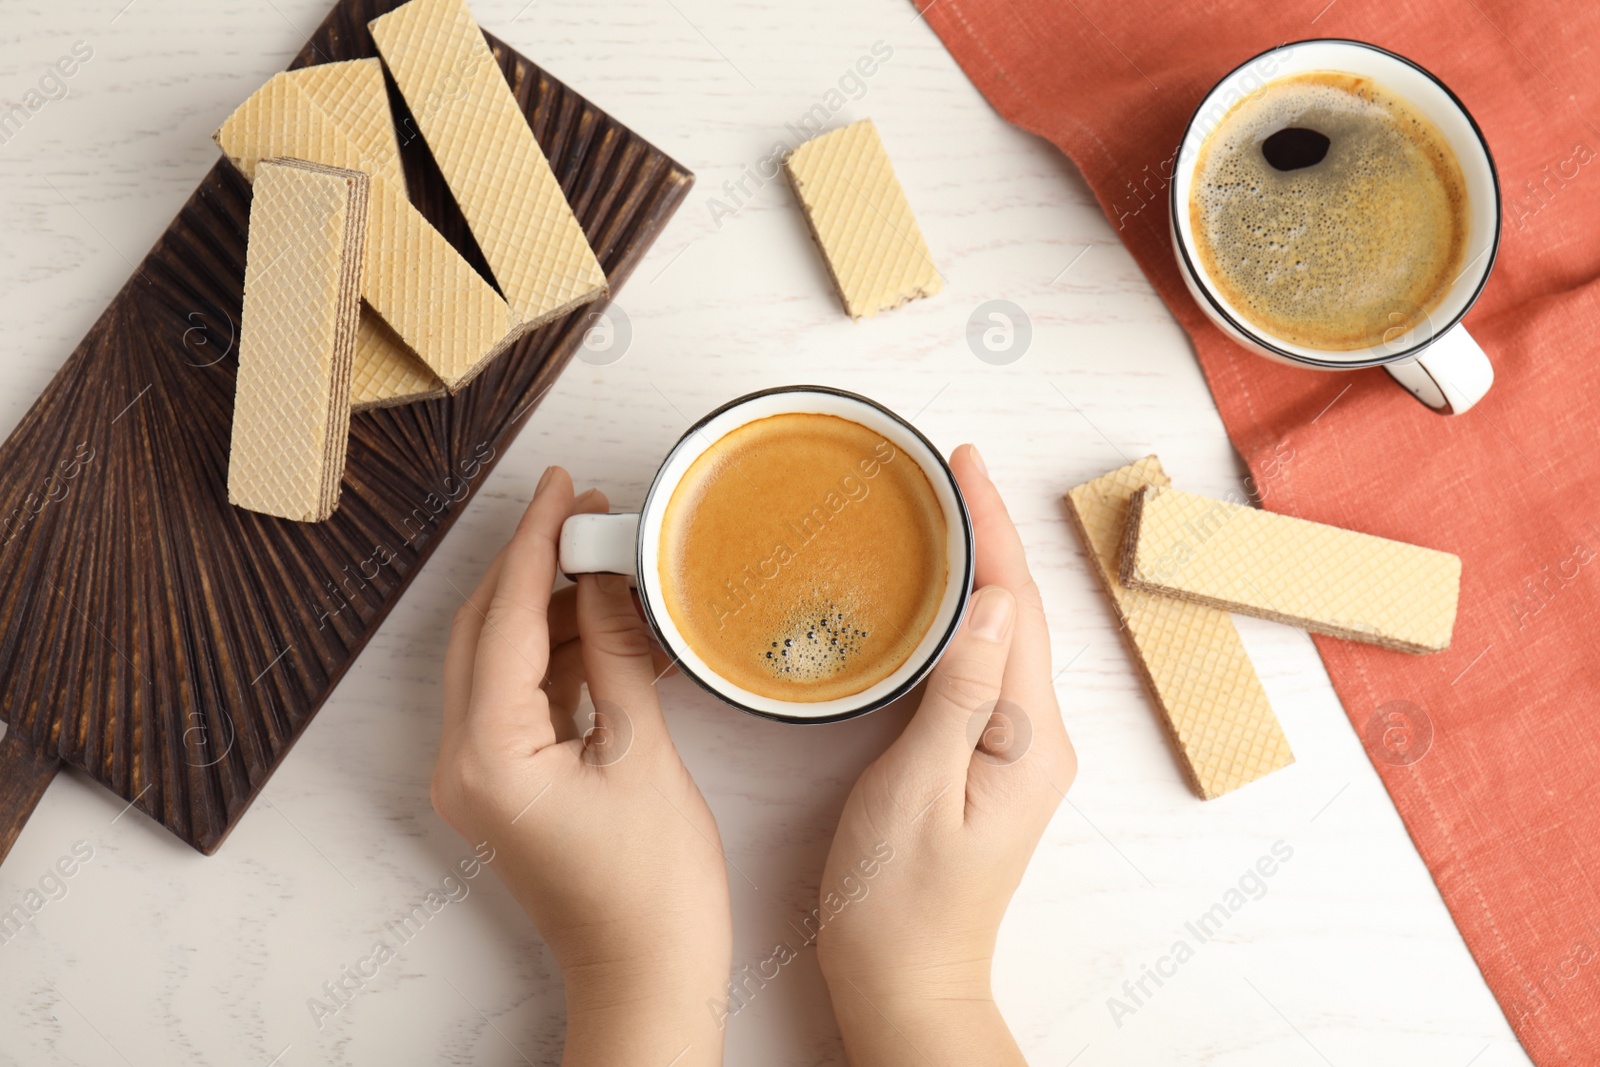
[284,61,446,407]
[214,72,512,392]
[284,60,449,408]
[228,159,368,522]
[350,314,448,410]
[286,59,406,189]
[783,118,942,319]
[1066,457,1293,799]
[1122,485,1461,654]
[369,0,607,328]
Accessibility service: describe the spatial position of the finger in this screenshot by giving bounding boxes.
[549,582,580,649]
[458,480,566,738]
[443,523,588,735]
[886,585,1016,790]
[950,445,1076,795]
[950,445,1067,719]
[629,587,679,678]
[577,570,671,760]
[543,638,588,736]
[442,541,508,735]
[949,445,1044,618]
[468,474,595,730]
[649,640,679,680]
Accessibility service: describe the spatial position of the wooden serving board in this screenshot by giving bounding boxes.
[0,0,692,860]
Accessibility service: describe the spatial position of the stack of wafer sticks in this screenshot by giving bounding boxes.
[220,0,606,522]
[1067,457,1461,799]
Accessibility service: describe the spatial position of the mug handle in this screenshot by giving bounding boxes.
[1383,324,1494,415]
[557,512,640,580]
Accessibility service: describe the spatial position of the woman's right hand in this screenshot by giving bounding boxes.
[817,444,1077,1066]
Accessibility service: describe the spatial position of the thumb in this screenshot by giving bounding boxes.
[886,585,1016,786]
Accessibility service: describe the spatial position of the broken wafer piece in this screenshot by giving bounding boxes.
[214,72,513,392]
[783,118,942,319]
[1067,457,1293,800]
[369,0,607,329]
[228,159,369,522]
[1122,485,1461,654]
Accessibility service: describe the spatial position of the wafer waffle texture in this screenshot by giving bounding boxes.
[227,160,369,522]
[350,313,448,409]
[214,72,512,394]
[783,118,942,319]
[287,59,406,188]
[1066,457,1294,800]
[369,0,608,328]
[1122,485,1461,654]
[284,60,448,409]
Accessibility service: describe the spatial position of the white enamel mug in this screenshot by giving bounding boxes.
[1171,39,1502,414]
[556,385,975,724]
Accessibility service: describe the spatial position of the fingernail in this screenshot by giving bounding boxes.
[535,466,556,495]
[968,445,989,478]
[968,586,1014,641]
[596,573,628,595]
[574,487,600,507]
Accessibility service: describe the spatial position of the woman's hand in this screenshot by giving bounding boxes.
[817,444,1077,1066]
[432,466,731,1066]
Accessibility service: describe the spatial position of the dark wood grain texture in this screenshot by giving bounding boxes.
[0,0,692,859]
[0,733,60,861]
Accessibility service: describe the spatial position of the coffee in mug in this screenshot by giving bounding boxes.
[1172,41,1502,414]
[1189,71,1470,351]
[558,386,974,723]
[658,412,948,703]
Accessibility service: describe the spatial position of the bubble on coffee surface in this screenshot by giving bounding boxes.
[1260,127,1330,171]
[1189,72,1468,351]
[761,599,871,682]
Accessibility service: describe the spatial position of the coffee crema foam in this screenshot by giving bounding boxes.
[1189,71,1469,351]
[658,412,947,703]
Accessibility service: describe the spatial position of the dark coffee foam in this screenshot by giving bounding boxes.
[1190,72,1469,351]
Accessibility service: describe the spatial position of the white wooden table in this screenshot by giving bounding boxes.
[0,1,1531,1064]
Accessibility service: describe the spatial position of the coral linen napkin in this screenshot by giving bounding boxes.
[918,0,1600,1061]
